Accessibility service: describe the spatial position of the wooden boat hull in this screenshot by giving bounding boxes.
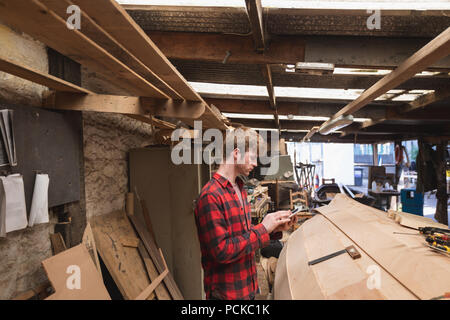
[274,194,450,300]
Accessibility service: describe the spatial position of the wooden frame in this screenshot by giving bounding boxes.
[290,189,309,210]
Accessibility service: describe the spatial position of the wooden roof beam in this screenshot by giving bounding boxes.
[43,92,208,127]
[321,27,450,132]
[0,0,168,99]
[342,86,450,135]
[0,56,92,94]
[207,98,388,119]
[147,32,305,65]
[39,0,183,99]
[245,0,266,52]
[71,0,228,129]
[71,0,200,102]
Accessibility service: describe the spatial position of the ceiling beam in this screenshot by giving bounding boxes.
[280,132,403,144]
[345,87,450,134]
[230,119,323,130]
[70,0,228,130]
[245,0,265,52]
[43,92,207,124]
[305,36,450,70]
[206,98,388,119]
[148,32,305,65]
[396,88,450,114]
[0,0,169,98]
[244,0,280,130]
[71,0,200,102]
[321,27,450,131]
[172,60,450,90]
[0,56,92,94]
[147,32,450,70]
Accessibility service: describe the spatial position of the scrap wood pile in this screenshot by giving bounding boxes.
[12,194,183,300]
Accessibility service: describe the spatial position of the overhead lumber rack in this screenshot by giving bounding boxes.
[0,0,229,131]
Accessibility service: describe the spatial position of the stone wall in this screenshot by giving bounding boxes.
[0,21,158,299]
[82,111,155,218]
[0,23,53,300]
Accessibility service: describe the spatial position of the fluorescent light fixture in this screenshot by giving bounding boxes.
[319,115,353,135]
[295,62,334,75]
[222,113,275,120]
[333,68,392,76]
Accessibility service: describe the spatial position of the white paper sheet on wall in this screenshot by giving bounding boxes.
[0,174,28,233]
[28,173,49,227]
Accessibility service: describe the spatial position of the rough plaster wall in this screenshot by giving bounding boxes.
[0,22,47,106]
[81,68,156,218]
[82,111,156,218]
[0,22,53,300]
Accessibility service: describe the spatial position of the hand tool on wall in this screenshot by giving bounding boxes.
[308,245,361,266]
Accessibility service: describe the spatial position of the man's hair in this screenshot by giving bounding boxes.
[222,126,265,160]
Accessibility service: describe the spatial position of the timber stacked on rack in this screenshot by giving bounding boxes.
[0,0,229,133]
[274,194,450,300]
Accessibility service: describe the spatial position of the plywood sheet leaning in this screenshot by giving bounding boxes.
[42,244,111,300]
[309,194,450,300]
[90,210,156,300]
[387,210,449,230]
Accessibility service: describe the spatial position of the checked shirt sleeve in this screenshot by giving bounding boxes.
[196,193,270,264]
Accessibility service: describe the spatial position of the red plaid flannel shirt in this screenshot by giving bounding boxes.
[194,173,270,300]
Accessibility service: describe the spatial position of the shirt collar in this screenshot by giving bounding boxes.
[213,172,244,189]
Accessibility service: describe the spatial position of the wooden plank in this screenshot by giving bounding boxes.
[82,223,103,281]
[135,248,169,300]
[148,32,305,65]
[50,233,67,255]
[135,267,169,300]
[129,214,184,300]
[120,236,140,248]
[0,0,168,98]
[322,27,450,128]
[245,0,265,52]
[42,244,111,300]
[231,118,323,130]
[90,211,155,300]
[0,56,92,94]
[348,87,450,133]
[137,243,172,300]
[387,210,449,230]
[260,64,276,109]
[397,88,450,114]
[71,0,200,101]
[43,92,206,120]
[39,0,182,99]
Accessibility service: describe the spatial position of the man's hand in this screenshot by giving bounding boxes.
[261,210,293,234]
[273,213,298,233]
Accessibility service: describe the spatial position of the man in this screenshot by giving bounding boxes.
[194,127,297,300]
